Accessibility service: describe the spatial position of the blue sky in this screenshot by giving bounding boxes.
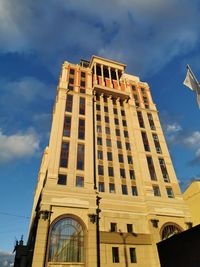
[0,0,200,254]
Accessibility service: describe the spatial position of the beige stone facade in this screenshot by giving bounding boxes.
[26,56,191,267]
[183,180,200,226]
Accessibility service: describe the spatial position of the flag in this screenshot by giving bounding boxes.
[183,65,200,109]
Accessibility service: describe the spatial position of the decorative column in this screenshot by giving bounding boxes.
[100,64,105,86]
[108,67,113,88]
[94,63,98,85]
[115,69,120,89]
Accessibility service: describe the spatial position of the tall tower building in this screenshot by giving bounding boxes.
[22,56,191,267]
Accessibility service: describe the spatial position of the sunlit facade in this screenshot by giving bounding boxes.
[20,56,191,267]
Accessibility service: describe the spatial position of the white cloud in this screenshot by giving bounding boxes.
[0,0,200,75]
[0,129,40,163]
[165,123,182,134]
[183,131,200,147]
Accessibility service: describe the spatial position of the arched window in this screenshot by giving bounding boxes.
[48,217,84,262]
[161,224,182,240]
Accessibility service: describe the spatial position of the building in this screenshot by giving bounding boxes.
[16,56,191,267]
[183,180,200,226]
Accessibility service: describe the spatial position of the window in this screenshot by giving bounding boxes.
[80,81,85,88]
[97,150,103,160]
[129,248,137,263]
[129,170,135,180]
[127,224,133,233]
[120,169,126,178]
[153,185,161,197]
[126,142,131,151]
[105,127,110,134]
[60,142,69,168]
[122,184,128,195]
[113,108,118,115]
[108,167,114,177]
[117,141,122,149]
[98,165,104,175]
[112,247,119,263]
[124,130,129,138]
[104,106,108,112]
[132,85,136,91]
[122,120,127,127]
[115,129,120,136]
[127,155,133,164]
[78,119,85,140]
[63,116,71,137]
[77,144,84,170]
[166,187,174,198]
[134,94,140,107]
[69,77,74,84]
[106,139,111,147]
[58,174,67,185]
[99,182,105,192]
[121,109,125,116]
[137,111,144,128]
[114,118,119,125]
[159,158,170,182]
[118,154,124,163]
[146,156,157,180]
[153,133,162,154]
[97,125,102,133]
[96,114,101,121]
[81,71,85,78]
[79,97,85,115]
[97,137,102,146]
[48,218,84,262]
[105,116,109,123]
[109,183,115,193]
[66,94,73,112]
[96,104,100,111]
[161,224,181,240]
[131,186,138,196]
[110,223,117,232]
[107,152,113,161]
[141,132,150,151]
[147,113,156,130]
[76,176,84,187]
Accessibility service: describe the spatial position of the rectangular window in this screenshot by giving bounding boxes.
[109,183,115,193]
[105,116,109,123]
[117,141,122,149]
[96,114,101,121]
[124,130,129,138]
[146,156,157,180]
[141,132,150,151]
[147,113,156,130]
[113,108,118,115]
[66,94,73,112]
[127,155,133,164]
[122,120,127,127]
[122,184,128,195]
[69,68,75,75]
[118,154,124,163]
[63,116,71,137]
[96,104,101,111]
[97,137,102,146]
[153,185,161,197]
[137,111,144,128]
[79,97,85,115]
[78,119,85,140]
[129,248,137,263]
[131,186,138,196]
[105,127,110,134]
[77,144,84,170]
[57,174,67,185]
[97,125,102,133]
[99,182,105,192]
[107,152,113,161]
[120,169,126,178]
[76,176,84,187]
[98,165,104,175]
[159,158,170,182]
[153,133,162,154]
[134,94,140,107]
[97,150,103,160]
[115,129,120,136]
[114,118,119,125]
[129,170,135,180]
[121,109,125,116]
[112,247,119,263]
[108,167,114,177]
[127,224,133,233]
[104,106,108,112]
[126,142,131,151]
[106,139,112,147]
[69,77,74,84]
[60,142,69,168]
[81,71,85,78]
[80,80,85,87]
[132,85,136,91]
[110,222,117,232]
[166,187,174,198]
